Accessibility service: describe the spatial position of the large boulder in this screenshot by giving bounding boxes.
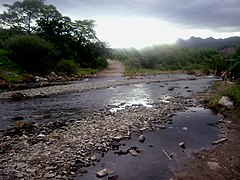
[218,96,234,109]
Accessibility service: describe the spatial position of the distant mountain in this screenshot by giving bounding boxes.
[175,36,240,50]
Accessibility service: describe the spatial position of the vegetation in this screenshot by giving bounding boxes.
[0,0,108,82]
[0,49,28,82]
[113,43,240,77]
[206,82,240,117]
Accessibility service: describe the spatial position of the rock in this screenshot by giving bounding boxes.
[159,125,166,129]
[212,138,228,145]
[96,168,109,178]
[182,127,188,131]
[179,142,186,149]
[168,86,175,91]
[138,134,145,143]
[112,142,120,150]
[129,149,140,156]
[113,135,122,141]
[218,96,234,109]
[91,155,97,161]
[38,133,46,138]
[44,173,56,178]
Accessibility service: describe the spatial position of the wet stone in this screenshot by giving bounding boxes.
[96,168,109,178]
[179,142,186,149]
[138,134,145,143]
[129,149,140,156]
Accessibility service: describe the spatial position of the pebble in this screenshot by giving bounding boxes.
[0,78,198,179]
[96,168,109,178]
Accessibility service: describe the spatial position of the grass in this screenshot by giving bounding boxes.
[206,81,240,116]
[77,68,98,76]
[124,66,184,76]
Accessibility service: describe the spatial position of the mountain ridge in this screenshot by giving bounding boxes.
[175,36,240,50]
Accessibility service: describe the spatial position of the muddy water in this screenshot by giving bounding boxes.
[78,107,222,180]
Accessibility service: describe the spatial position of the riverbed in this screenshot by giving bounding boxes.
[0,74,222,179]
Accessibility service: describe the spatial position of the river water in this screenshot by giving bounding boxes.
[0,74,219,131]
[0,74,224,179]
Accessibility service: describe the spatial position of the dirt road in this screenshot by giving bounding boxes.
[97,59,125,77]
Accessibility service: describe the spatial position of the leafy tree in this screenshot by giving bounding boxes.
[0,0,45,34]
[4,35,58,73]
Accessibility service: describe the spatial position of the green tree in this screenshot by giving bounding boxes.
[4,35,58,73]
[0,0,45,34]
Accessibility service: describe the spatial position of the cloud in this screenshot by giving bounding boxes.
[1,0,239,33]
[46,0,240,32]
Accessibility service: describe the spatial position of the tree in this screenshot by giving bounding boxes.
[73,20,99,45]
[4,35,58,73]
[0,0,45,34]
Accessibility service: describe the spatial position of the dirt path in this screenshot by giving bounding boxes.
[97,59,125,77]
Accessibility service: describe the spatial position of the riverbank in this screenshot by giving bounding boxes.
[173,81,240,179]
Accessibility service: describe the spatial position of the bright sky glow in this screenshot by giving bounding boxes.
[1,0,240,49]
[95,17,240,49]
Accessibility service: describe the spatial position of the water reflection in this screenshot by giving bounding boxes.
[109,84,154,112]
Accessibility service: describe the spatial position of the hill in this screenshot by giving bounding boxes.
[176,36,240,50]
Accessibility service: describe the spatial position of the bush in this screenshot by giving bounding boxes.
[95,56,108,69]
[0,49,28,82]
[56,59,77,75]
[4,35,58,73]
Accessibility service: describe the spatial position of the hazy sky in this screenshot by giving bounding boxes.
[1,0,240,48]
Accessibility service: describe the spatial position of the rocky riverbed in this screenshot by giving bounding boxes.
[0,74,220,179]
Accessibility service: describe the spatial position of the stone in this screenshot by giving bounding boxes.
[218,96,234,109]
[212,138,228,145]
[168,86,175,91]
[182,127,188,131]
[96,168,109,178]
[112,142,120,150]
[44,173,56,178]
[129,149,140,156]
[91,155,97,161]
[159,125,166,129]
[113,136,122,141]
[138,134,145,143]
[179,142,186,149]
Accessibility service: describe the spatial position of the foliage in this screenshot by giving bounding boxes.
[0,0,109,78]
[229,46,240,79]
[56,59,77,75]
[0,49,28,82]
[95,56,108,69]
[4,35,58,73]
[113,45,218,74]
[206,82,240,117]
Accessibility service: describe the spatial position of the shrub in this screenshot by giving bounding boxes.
[56,59,77,75]
[95,56,108,69]
[4,35,58,73]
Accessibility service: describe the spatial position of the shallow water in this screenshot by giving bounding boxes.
[78,107,222,180]
[0,75,219,131]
